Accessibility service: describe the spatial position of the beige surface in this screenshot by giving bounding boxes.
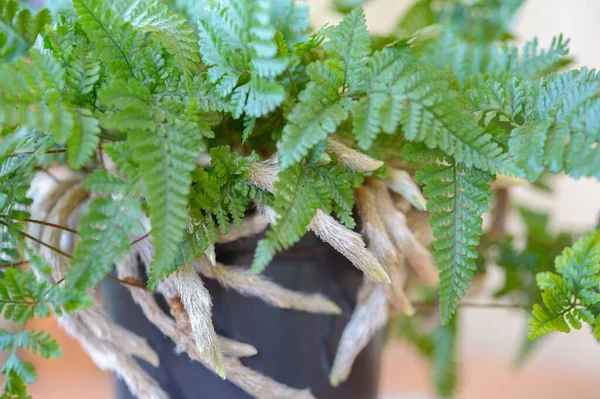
[19,1,600,398]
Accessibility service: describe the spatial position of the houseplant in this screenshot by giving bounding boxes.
[1,0,599,397]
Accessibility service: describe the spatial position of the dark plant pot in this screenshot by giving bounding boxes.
[102,231,384,399]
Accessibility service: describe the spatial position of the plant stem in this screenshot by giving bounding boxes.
[97,143,106,169]
[0,215,79,235]
[130,232,150,246]
[489,188,510,240]
[0,261,28,268]
[5,149,67,158]
[412,300,531,311]
[98,134,117,142]
[19,230,73,259]
[106,274,146,289]
[286,68,299,100]
[0,221,73,259]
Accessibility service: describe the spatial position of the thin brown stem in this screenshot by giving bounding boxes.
[6,149,67,158]
[0,215,79,235]
[130,232,150,246]
[0,221,73,259]
[97,143,106,169]
[0,261,28,268]
[412,300,531,311]
[106,274,146,289]
[98,134,117,142]
[489,188,510,240]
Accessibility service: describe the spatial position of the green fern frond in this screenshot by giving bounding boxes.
[408,143,494,324]
[65,192,143,294]
[83,169,131,195]
[421,29,569,87]
[499,68,600,181]
[252,156,356,272]
[351,47,415,149]
[67,108,100,169]
[0,268,61,323]
[593,315,600,341]
[508,123,548,181]
[307,161,357,228]
[467,74,528,126]
[0,132,52,263]
[252,164,323,273]
[124,0,200,81]
[1,367,33,398]
[175,146,271,269]
[279,61,352,167]
[539,68,600,175]
[97,78,210,287]
[190,146,253,234]
[0,0,51,60]
[66,42,102,99]
[432,316,458,397]
[490,35,570,79]
[419,27,487,87]
[129,129,201,286]
[102,141,141,182]
[0,51,66,135]
[73,0,143,78]
[197,0,291,118]
[323,7,370,91]
[0,48,100,169]
[2,354,36,396]
[271,0,309,45]
[564,99,600,179]
[0,330,61,360]
[401,69,520,175]
[528,231,600,339]
[0,328,60,398]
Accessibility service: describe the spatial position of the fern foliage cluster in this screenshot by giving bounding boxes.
[0,0,599,397]
[527,232,600,340]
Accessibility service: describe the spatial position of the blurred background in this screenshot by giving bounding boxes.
[14,0,600,398]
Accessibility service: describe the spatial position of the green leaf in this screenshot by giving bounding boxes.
[0,268,60,323]
[65,195,143,293]
[409,144,494,324]
[351,47,415,149]
[252,165,324,272]
[490,35,570,79]
[324,7,370,91]
[67,108,100,169]
[528,231,600,339]
[402,70,520,176]
[0,1,52,60]
[73,0,143,78]
[97,78,210,287]
[197,0,290,117]
[124,0,200,81]
[0,330,61,359]
[66,42,102,98]
[0,50,87,146]
[509,124,548,181]
[279,61,351,167]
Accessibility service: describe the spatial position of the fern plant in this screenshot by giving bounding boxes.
[0,0,599,398]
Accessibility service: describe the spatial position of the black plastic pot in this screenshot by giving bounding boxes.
[102,231,384,399]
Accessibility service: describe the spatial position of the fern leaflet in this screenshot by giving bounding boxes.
[528,231,600,339]
[408,144,494,324]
